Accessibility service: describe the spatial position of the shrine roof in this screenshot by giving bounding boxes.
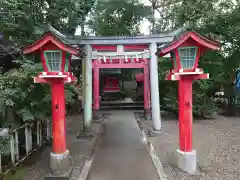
[22,25,83,56]
[156,29,221,56]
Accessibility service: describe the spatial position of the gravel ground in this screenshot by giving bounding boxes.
[136,112,240,180]
[23,114,104,180]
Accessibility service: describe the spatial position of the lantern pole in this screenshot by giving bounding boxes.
[178,76,193,151]
[51,80,66,154]
[49,79,70,176]
[175,74,197,174]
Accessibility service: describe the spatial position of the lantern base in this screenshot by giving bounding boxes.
[175,149,197,174]
[49,150,70,176]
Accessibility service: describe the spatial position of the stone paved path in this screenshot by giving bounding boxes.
[87,111,160,180]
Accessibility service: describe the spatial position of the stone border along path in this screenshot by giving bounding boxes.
[137,120,168,180]
[70,115,107,180]
[74,114,108,180]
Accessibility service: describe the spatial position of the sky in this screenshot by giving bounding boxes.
[75,0,158,36]
[139,0,152,35]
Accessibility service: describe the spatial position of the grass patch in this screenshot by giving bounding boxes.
[2,167,25,180]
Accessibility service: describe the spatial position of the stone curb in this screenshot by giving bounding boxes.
[70,116,107,180]
[137,119,168,180]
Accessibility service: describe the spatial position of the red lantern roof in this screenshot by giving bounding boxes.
[157,31,220,57]
[22,31,81,56]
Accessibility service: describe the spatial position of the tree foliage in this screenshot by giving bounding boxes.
[0,56,80,127]
[0,0,96,45]
[87,0,152,36]
[156,0,240,117]
[0,0,90,127]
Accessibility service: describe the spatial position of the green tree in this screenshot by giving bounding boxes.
[157,0,240,117]
[88,0,152,36]
[0,0,89,126]
[0,0,95,45]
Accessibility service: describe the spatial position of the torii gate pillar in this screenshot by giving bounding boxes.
[83,44,93,133]
[150,42,162,131]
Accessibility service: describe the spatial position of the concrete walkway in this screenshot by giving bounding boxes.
[87,111,160,180]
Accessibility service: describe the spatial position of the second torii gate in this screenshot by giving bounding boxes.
[92,46,151,118]
[79,38,171,133]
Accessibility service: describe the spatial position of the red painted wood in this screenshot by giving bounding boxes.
[178,76,192,152]
[105,77,118,86]
[194,47,201,68]
[93,67,100,110]
[92,59,148,69]
[40,51,48,72]
[174,49,181,70]
[114,79,119,86]
[92,45,117,52]
[23,32,80,56]
[95,63,145,69]
[135,73,144,82]
[178,78,184,150]
[165,70,208,81]
[144,62,150,110]
[51,80,66,154]
[97,58,146,64]
[124,44,149,51]
[106,77,110,86]
[158,31,220,56]
[103,77,120,92]
[39,72,73,75]
[34,72,77,84]
[61,51,66,72]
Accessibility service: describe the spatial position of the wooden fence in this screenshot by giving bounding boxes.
[0,120,52,177]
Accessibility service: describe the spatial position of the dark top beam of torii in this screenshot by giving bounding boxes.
[47,24,188,45]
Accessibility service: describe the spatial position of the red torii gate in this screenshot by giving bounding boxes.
[92,44,151,117]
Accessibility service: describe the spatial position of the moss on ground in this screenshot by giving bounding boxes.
[2,167,25,180]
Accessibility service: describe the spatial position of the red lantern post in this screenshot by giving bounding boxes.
[23,32,80,176]
[157,31,220,173]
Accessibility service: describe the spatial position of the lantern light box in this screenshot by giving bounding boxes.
[159,31,220,80]
[43,50,71,72]
[178,47,197,69]
[44,50,62,72]
[22,31,81,83]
